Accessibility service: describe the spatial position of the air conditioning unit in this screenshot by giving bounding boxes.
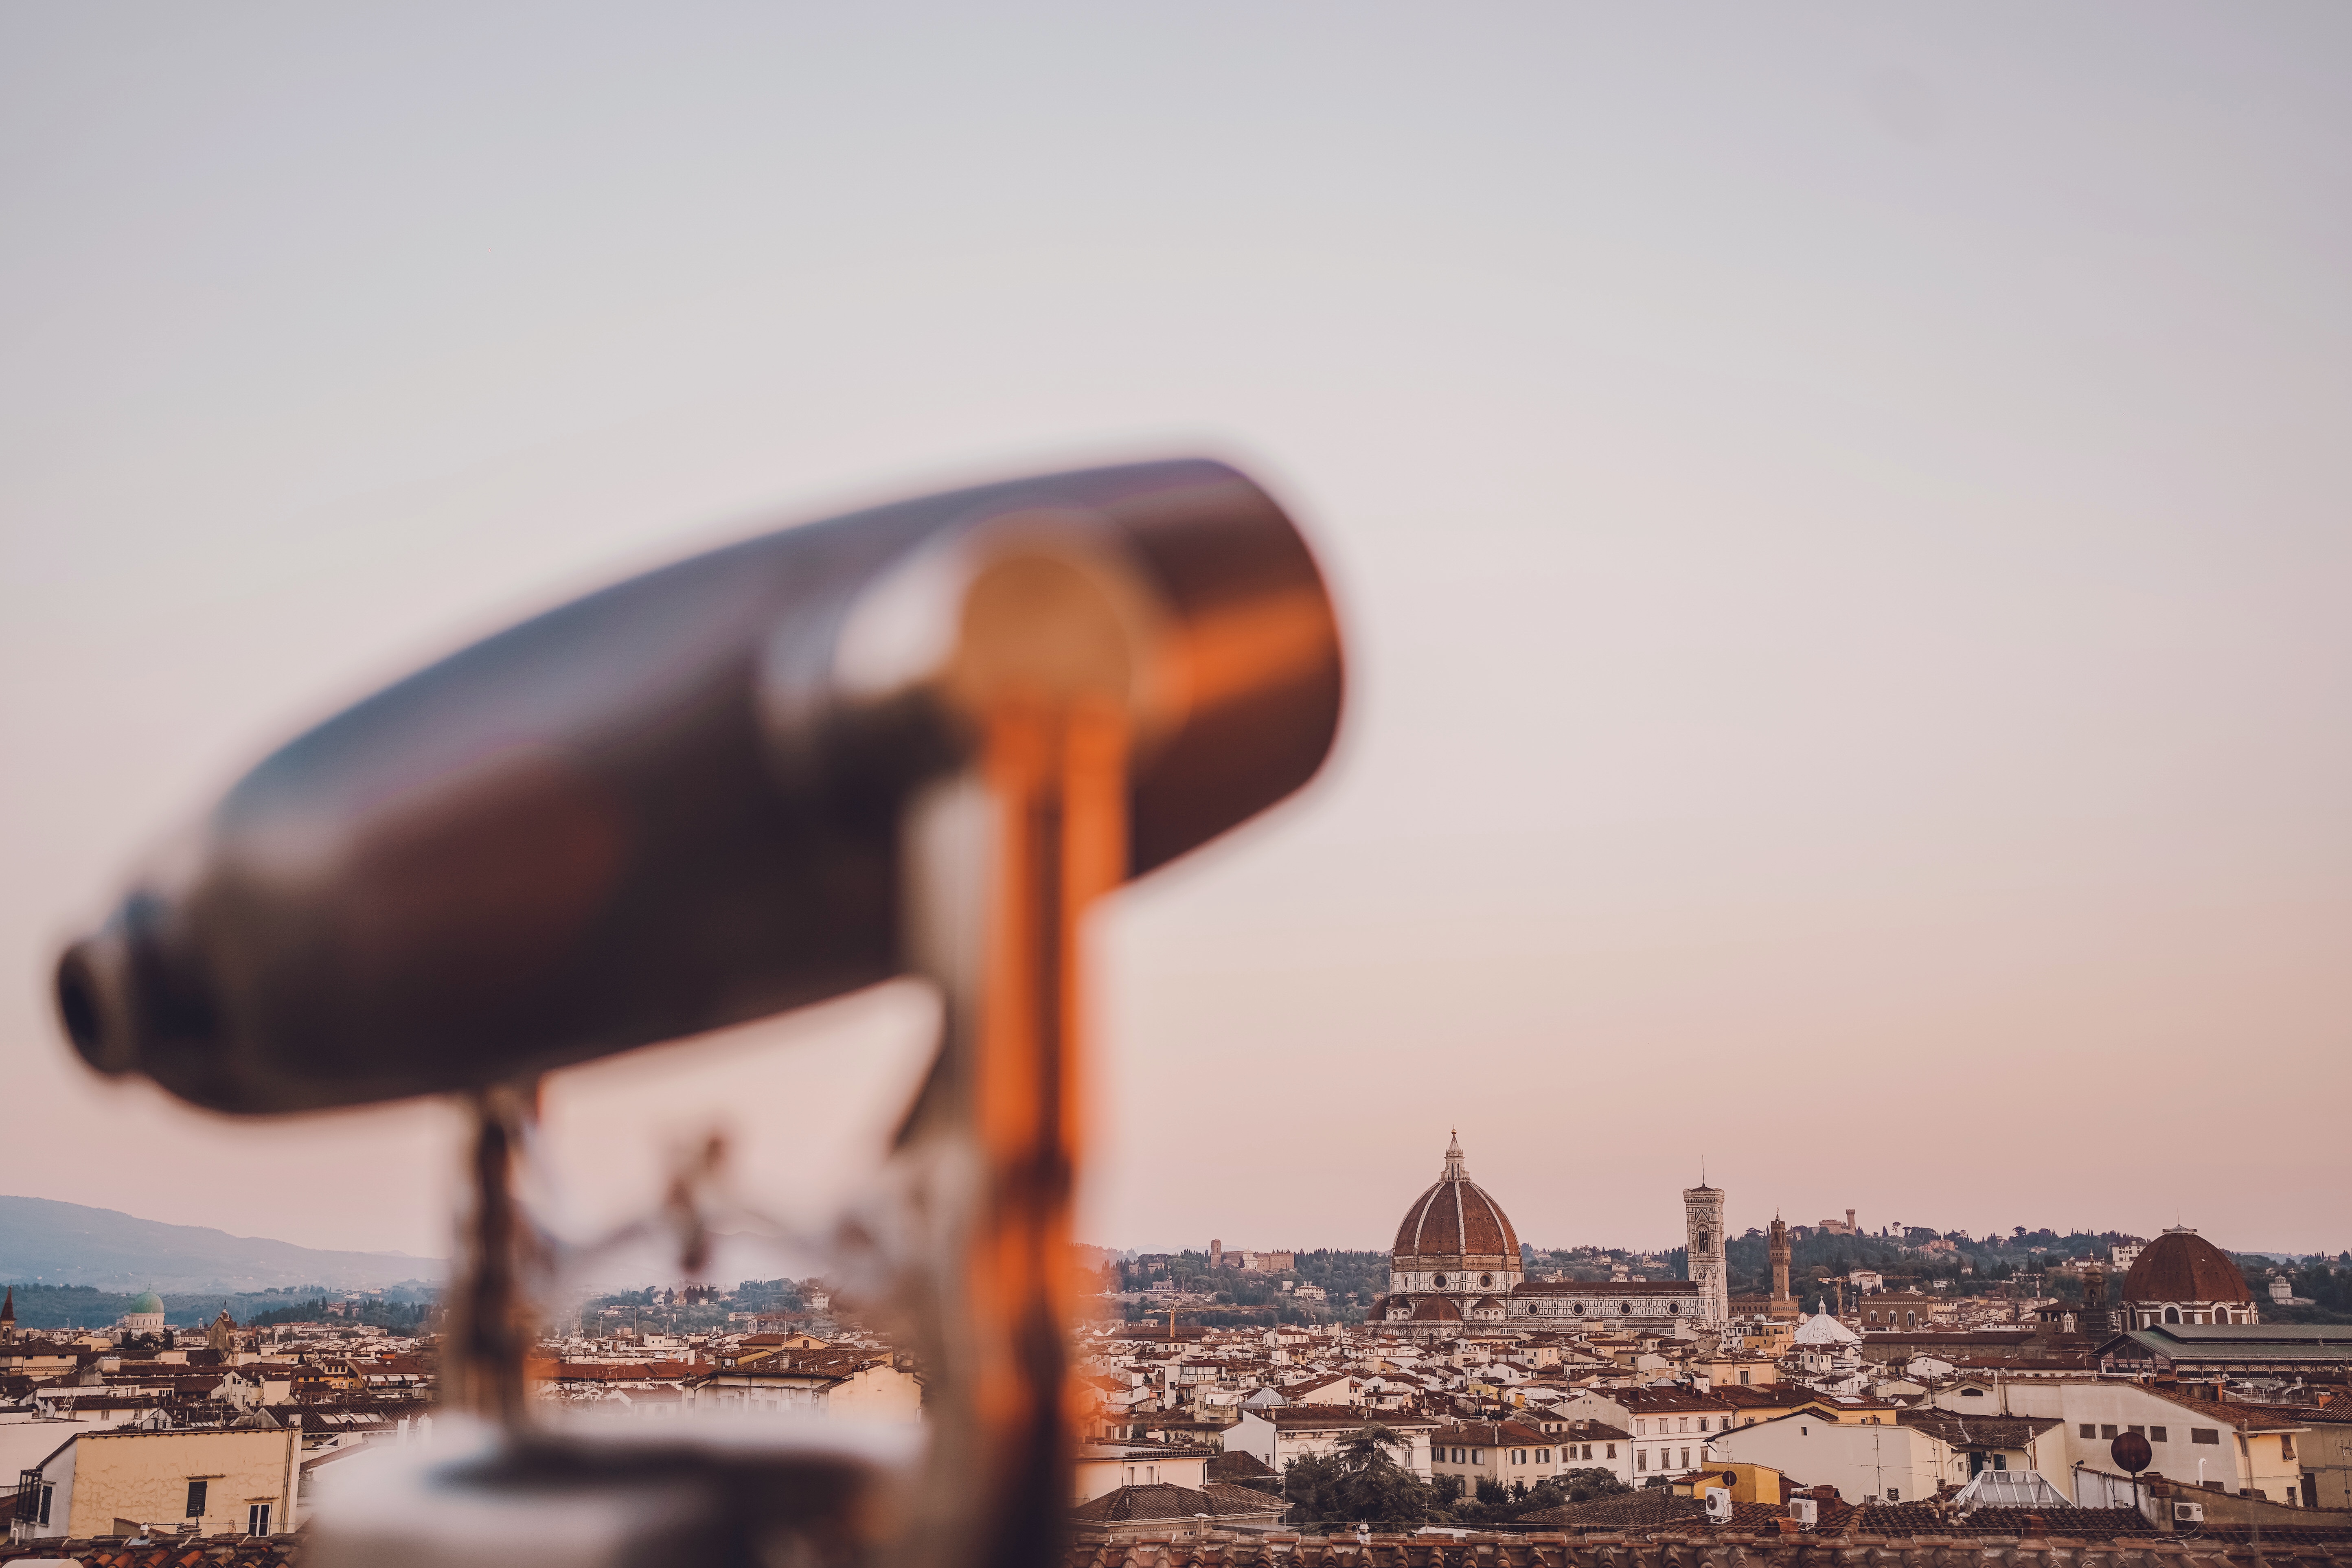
[1704,1488,1733,1522]
[2174,1503,2204,1524]
[1789,1497,1819,1527]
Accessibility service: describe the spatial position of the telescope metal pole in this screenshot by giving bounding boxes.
[443,1081,543,1428]
[900,694,1126,1568]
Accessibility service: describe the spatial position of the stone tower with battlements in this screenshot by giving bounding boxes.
[1768,1215,1797,1319]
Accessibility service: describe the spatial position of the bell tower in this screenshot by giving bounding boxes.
[1768,1215,1797,1320]
[1683,1175,1728,1326]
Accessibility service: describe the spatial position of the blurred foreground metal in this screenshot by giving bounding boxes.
[54,459,1343,1568]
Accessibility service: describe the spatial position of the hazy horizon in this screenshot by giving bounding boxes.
[6,1184,2333,1282]
[5,7,2347,1265]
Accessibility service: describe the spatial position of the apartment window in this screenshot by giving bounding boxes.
[2079,1424,2097,1439]
[1680,1447,1691,1469]
[2192,1429,2220,1445]
[1699,1418,1710,1432]
[37,1484,54,1527]
[2101,1425,2119,1440]
[1679,1417,1690,1434]
[1636,1419,1647,1436]
[1639,1450,1649,1472]
[1607,1444,1617,1460]
[1538,1449,1550,1464]
[248,1504,272,1537]
[1887,1489,1900,1501]
[1472,1450,1484,1465]
[2151,1427,2169,1443]
[187,1480,208,1518]
[1740,1371,1751,1386]
[2129,1425,2145,1437]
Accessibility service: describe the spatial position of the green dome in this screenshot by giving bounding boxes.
[129,1291,164,1314]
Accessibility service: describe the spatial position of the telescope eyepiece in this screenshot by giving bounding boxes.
[56,893,222,1086]
[55,945,108,1066]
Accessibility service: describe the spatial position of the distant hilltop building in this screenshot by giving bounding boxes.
[1208,1242,1297,1272]
[1370,1132,1715,1337]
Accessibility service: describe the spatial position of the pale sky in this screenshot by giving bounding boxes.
[4,5,2347,1273]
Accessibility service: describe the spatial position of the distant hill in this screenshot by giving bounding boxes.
[0,1195,445,1293]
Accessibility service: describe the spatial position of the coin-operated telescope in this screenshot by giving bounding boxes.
[56,459,1343,1568]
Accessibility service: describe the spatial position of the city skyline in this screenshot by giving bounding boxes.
[5,1151,2336,1282]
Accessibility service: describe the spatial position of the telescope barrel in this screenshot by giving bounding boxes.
[56,458,1341,1115]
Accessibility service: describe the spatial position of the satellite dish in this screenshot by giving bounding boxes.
[2111,1431,2153,1474]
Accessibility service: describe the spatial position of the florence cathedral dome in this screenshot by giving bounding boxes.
[1389,1132,1522,1298]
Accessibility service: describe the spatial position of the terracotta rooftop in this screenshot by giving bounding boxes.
[1204,1450,1282,1491]
[1053,1531,2352,1568]
[1897,1409,2060,1448]
[0,1539,298,1567]
[1517,1490,1794,1532]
